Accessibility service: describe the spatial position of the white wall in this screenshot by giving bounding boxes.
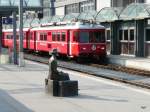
[55,6,65,15]
[96,0,111,12]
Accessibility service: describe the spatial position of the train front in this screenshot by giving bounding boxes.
[71,22,106,60]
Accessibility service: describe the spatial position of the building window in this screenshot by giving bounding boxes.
[65,3,79,14]
[124,30,128,41]
[130,29,134,41]
[80,0,95,12]
[119,30,123,40]
[106,30,111,41]
[146,29,150,41]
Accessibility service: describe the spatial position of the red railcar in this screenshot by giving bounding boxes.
[30,22,106,58]
[2,22,106,59]
[2,28,30,49]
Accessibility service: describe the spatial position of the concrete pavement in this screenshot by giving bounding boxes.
[0,61,150,112]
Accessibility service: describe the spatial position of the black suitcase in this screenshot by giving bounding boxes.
[58,80,78,97]
[45,79,59,96]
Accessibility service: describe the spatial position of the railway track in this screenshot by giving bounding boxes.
[24,53,150,89]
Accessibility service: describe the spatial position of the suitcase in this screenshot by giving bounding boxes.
[58,80,78,97]
[45,79,59,96]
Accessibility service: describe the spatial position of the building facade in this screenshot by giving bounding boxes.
[43,0,111,16]
[111,0,145,7]
[42,0,150,16]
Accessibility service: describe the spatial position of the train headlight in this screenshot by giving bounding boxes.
[82,47,86,50]
[101,47,105,50]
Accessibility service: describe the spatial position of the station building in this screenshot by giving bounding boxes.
[41,0,150,58]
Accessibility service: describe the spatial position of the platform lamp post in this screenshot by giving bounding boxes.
[18,0,25,67]
[13,11,17,65]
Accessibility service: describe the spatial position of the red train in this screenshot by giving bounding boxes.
[2,21,106,60]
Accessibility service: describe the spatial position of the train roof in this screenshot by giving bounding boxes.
[30,22,105,31]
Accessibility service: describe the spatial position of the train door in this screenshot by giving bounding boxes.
[29,31,37,50]
[67,30,71,56]
[27,31,30,49]
[34,31,38,51]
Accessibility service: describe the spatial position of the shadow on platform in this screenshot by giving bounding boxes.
[0,89,34,112]
[76,94,128,102]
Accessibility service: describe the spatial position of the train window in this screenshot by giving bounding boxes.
[7,35,13,39]
[100,32,105,42]
[90,32,105,43]
[61,32,66,41]
[44,34,47,41]
[57,32,60,41]
[73,31,79,42]
[119,30,123,40]
[6,35,9,39]
[90,32,97,43]
[52,32,56,41]
[40,34,43,40]
[39,33,47,41]
[79,32,89,43]
[6,35,10,39]
[124,30,128,41]
[130,29,134,41]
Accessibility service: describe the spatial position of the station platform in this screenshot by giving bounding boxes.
[0,60,150,112]
[108,55,150,71]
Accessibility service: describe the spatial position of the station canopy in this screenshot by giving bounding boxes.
[30,18,40,27]
[0,0,42,16]
[23,19,33,28]
[62,13,79,22]
[50,15,64,22]
[7,3,150,29]
[96,7,122,22]
[40,17,52,24]
[119,3,150,20]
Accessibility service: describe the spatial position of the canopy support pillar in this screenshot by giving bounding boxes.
[110,21,121,55]
[135,19,145,57]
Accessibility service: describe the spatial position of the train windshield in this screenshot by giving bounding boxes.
[78,31,105,43]
[79,32,89,43]
[90,31,105,43]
